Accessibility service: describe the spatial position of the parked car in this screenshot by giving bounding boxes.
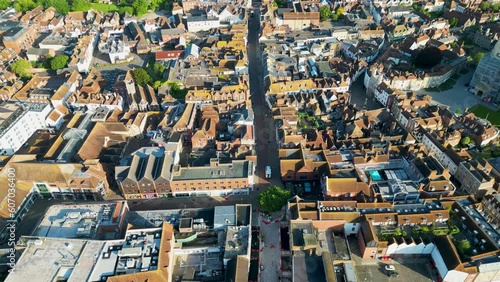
[384,265,395,272]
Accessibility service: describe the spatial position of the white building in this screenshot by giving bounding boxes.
[69,32,99,74]
[108,39,130,63]
[419,129,460,174]
[186,15,220,32]
[431,241,469,282]
[0,102,51,155]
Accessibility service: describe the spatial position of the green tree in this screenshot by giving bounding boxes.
[13,0,36,12]
[473,52,485,65]
[319,5,333,22]
[118,6,134,15]
[455,108,461,114]
[449,17,458,27]
[132,68,152,86]
[331,13,339,21]
[70,0,91,11]
[149,0,162,10]
[132,0,148,16]
[493,4,500,12]
[461,136,471,146]
[153,62,166,76]
[0,0,10,9]
[153,80,163,90]
[258,186,291,212]
[167,81,187,98]
[479,1,491,11]
[456,239,471,254]
[52,0,70,14]
[272,1,278,7]
[50,55,69,70]
[38,0,69,14]
[10,59,32,78]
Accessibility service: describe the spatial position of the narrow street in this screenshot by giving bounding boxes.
[247,4,281,192]
[247,5,284,282]
[260,220,281,282]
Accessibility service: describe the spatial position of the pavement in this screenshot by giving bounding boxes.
[247,3,281,190]
[350,76,383,111]
[348,237,435,282]
[259,219,281,282]
[247,5,286,281]
[354,260,434,282]
[419,70,480,112]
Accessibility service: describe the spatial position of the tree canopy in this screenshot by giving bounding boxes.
[70,0,91,12]
[13,0,36,12]
[0,0,11,9]
[319,6,332,22]
[414,47,442,69]
[460,136,471,146]
[50,55,69,70]
[472,52,485,65]
[259,186,291,212]
[479,2,491,11]
[35,0,70,14]
[132,0,148,16]
[132,69,152,86]
[10,59,32,78]
[449,17,458,27]
[149,0,162,10]
[118,6,134,15]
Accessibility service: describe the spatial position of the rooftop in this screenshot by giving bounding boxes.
[172,160,251,181]
[34,202,127,239]
[6,237,106,282]
[223,226,250,260]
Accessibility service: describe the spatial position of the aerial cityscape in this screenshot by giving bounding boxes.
[0,0,499,281]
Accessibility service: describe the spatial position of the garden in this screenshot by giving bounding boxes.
[470,104,500,127]
[297,112,325,131]
[376,221,460,241]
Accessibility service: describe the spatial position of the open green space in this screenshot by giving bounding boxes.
[90,3,120,13]
[470,104,500,126]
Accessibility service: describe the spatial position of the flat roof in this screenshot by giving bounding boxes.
[6,237,106,282]
[293,252,326,282]
[224,226,250,259]
[126,208,215,229]
[173,160,250,181]
[34,202,125,239]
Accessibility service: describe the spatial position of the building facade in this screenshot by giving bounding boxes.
[0,102,51,155]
